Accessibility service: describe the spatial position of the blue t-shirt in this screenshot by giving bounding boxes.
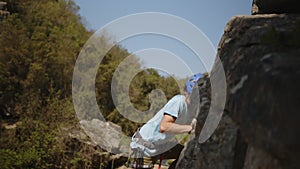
[139,95,191,144]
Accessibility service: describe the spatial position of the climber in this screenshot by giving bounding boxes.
[130,73,203,169]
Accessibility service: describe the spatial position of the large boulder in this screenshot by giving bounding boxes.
[252,0,300,14]
[218,14,300,169]
[177,13,300,169]
[176,76,243,169]
[68,120,129,168]
[80,119,130,155]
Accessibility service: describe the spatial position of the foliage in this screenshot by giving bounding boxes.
[0,149,21,169]
[0,0,188,168]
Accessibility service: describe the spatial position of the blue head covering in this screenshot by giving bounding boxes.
[185,73,203,94]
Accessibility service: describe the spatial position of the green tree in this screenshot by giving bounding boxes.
[0,0,188,167]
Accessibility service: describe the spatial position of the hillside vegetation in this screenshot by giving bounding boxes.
[0,0,183,168]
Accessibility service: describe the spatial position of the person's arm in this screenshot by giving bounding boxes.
[160,114,192,134]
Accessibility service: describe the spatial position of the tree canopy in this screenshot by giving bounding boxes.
[0,0,186,168]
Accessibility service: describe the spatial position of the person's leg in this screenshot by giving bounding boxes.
[150,144,184,169]
[161,143,184,159]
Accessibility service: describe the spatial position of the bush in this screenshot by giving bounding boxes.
[0,149,22,169]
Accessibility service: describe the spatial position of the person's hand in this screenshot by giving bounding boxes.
[189,118,197,135]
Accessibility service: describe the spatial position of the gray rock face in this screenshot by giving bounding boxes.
[243,146,283,169]
[80,119,130,155]
[252,0,300,14]
[177,115,239,169]
[219,14,300,169]
[66,124,128,168]
[177,77,241,169]
[177,10,300,169]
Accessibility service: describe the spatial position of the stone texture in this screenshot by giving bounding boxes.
[176,76,241,169]
[243,146,283,169]
[80,119,130,155]
[177,115,239,169]
[177,12,300,169]
[67,123,128,169]
[219,14,300,169]
[252,0,300,14]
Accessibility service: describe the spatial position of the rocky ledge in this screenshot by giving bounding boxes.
[177,3,300,169]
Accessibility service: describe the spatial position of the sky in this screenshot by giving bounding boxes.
[74,0,252,78]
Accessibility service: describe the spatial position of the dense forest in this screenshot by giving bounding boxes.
[0,0,185,168]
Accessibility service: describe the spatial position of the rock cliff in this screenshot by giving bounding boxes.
[177,1,300,169]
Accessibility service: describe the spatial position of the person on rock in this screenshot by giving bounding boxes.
[130,73,203,169]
